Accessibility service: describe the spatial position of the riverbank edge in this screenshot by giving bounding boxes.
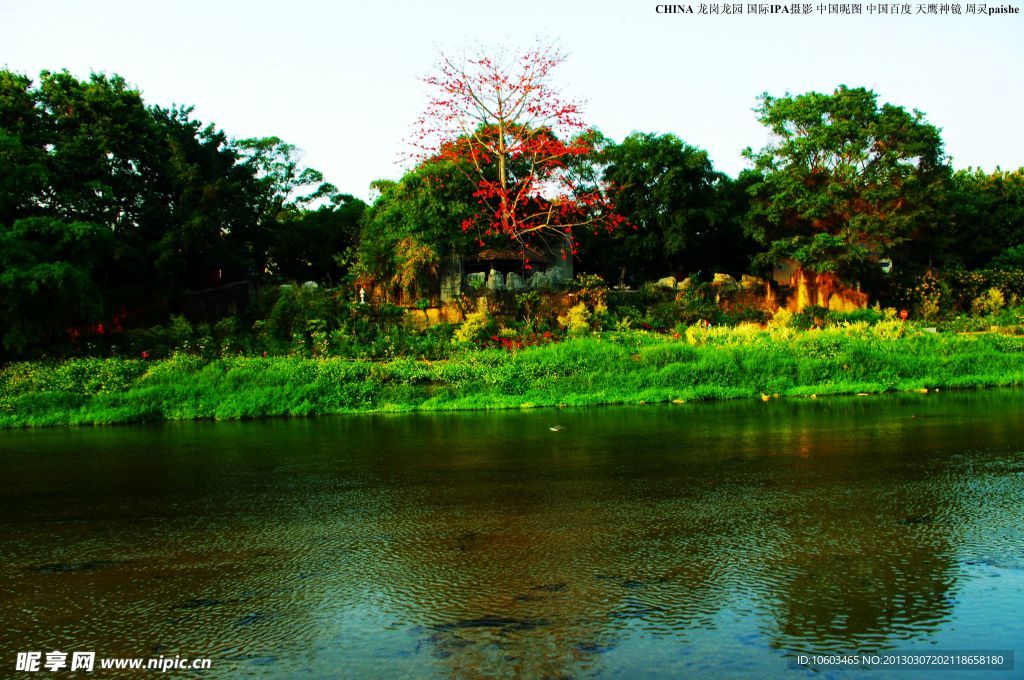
[2,330,1023,429]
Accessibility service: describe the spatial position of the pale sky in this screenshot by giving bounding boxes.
[2,0,1022,201]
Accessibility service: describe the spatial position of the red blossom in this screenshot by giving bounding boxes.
[408,40,623,255]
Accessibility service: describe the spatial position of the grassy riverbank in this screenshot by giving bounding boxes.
[2,325,1024,428]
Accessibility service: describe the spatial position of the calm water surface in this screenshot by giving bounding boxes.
[1,391,1022,678]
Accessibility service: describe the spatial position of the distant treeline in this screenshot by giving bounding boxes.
[1,69,1022,360]
[0,70,365,356]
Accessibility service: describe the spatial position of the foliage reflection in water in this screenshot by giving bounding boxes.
[1,391,1022,678]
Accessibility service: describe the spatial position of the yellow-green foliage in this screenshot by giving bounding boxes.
[871,319,905,340]
[454,299,493,345]
[685,322,763,347]
[558,303,592,336]
[972,287,1006,316]
[592,301,611,331]
[684,323,711,346]
[910,274,948,320]
[770,308,795,329]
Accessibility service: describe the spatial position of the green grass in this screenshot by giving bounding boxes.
[3,326,1024,428]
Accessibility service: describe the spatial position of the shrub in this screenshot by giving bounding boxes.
[168,315,194,347]
[307,318,329,356]
[947,269,1024,310]
[788,305,827,330]
[769,308,795,329]
[592,301,612,331]
[454,300,496,346]
[907,272,949,319]
[972,287,1006,316]
[871,319,905,340]
[825,307,883,326]
[990,245,1024,270]
[558,303,592,336]
[213,318,240,356]
[569,273,608,309]
[675,287,720,326]
[515,290,541,321]
[684,323,711,346]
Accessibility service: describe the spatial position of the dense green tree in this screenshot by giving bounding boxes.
[233,136,366,284]
[358,159,477,300]
[0,71,50,226]
[234,136,341,216]
[578,132,754,284]
[268,196,366,284]
[946,167,1024,268]
[991,243,1024,269]
[744,86,949,280]
[0,217,114,353]
[0,68,355,358]
[142,106,265,297]
[1,71,267,303]
[0,71,155,350]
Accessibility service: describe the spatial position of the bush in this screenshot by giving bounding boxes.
[825,307,883,326]
[515,290,541,321]
[675,287,721,326]
[684,323,712,347]
[792,305,828,330]
[568,273,608,309]
[558,303,592,336]
[454,300,496,346]
[213,318,240,356]
[925,269,1024,314]
[769,308,795,329]
[906,272,949,319]
[972,287,1006,316]
[990,245,1024,270]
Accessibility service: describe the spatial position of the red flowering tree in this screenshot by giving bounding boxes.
[410,41,624,266]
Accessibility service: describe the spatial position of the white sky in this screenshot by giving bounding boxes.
[2,0,1022,201]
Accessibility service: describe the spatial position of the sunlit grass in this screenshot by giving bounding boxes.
[2,327,1023,428]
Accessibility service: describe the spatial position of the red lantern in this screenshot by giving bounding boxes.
[899,309,909,320]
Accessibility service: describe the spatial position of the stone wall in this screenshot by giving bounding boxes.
[784,269,868,312]
[403,304,466,330]
[403,290,583,330]
[408,265,868,330]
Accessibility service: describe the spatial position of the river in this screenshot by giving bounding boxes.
[1,390,1022,678]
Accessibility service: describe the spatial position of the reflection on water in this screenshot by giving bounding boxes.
[1,391,1022,677]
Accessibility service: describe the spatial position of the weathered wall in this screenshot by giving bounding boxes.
[784,269,868,312]
[403,290,584,330]
[404,304,466,330]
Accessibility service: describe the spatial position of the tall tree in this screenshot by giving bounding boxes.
[411,41,623,263]
[357,160,477,300]
[0,71,50,226]
[0,217,114,353]
[946,167,1024,268]
[268,195,366,285]
[0,68,356,357]
[743,85,949,280]
[581,132,755,284]
[145,105,264,296]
